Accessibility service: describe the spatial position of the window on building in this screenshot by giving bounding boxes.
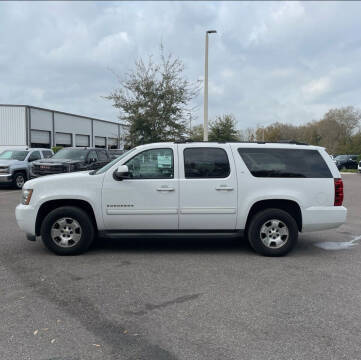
[95,136,106,148]
[30,130,50,148]
[184,148,230,178]
[75,134,90,147]
[55,132,72,147]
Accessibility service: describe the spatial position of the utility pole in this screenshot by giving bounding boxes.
[203,30,217,141]
[189,112,192,136]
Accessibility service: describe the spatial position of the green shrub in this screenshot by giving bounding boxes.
[51,146,63,154]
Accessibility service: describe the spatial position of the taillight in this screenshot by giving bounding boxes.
[334,178,344,206]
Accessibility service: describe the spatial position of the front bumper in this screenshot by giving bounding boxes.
[15,203,37,237]
[302,206,347,232]
[0,174,13,184]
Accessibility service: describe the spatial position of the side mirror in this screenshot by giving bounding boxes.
[113,165,129,181]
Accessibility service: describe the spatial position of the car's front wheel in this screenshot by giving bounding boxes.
[247,208,298,256]
[40,206,95,255]
[13,172,26,189]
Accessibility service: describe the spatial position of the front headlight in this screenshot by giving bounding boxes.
[21,189,33,205]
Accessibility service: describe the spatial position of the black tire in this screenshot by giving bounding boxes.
[13,171,27,189]
[40,206,95,255]
[247,208,298,257]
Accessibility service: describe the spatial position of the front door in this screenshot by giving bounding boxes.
[178,144,238,230]
[102,145,179,230]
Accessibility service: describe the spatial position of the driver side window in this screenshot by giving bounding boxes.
[88,151,98,162]
[125,148,173,179]
[28,151,41,162]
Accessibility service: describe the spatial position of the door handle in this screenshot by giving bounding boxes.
[215,185,234,191]
[157,187,175,191]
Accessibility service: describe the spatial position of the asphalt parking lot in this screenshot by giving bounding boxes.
[0,175,360,360]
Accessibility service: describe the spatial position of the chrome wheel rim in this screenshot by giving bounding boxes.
[16,175,25,188]
[51,217,82,248]
[260,219,289,249]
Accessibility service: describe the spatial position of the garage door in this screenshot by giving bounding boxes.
[56,132,72,146]
[95,136,106,147]
[107,137,118,149]
[31,130,50,145]
[76,134,90,147]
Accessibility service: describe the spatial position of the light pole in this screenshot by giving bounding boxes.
[188,112,192,136]
[204,30,217,141]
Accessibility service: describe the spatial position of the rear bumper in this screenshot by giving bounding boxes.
[302,206,347,232]
[0,174,13,183]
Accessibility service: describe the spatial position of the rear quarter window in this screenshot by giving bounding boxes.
[237,148,332,178]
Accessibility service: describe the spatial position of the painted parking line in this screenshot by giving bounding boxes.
[314,235,361,250]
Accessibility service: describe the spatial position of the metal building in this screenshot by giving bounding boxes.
[0,104,122,151]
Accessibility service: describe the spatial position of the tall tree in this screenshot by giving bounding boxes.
[209,114,240,142]
[189,124,204,141]
[106,46,200,147]
[249,106,361,154]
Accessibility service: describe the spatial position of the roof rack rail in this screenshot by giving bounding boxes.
[277,140,309,145]
[174,139,194,144]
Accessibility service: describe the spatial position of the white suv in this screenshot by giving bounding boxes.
[15,142,347,256]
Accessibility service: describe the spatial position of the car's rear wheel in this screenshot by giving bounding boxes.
[247,208,298,256]
[40,206,94,255]
[13,172,26,189]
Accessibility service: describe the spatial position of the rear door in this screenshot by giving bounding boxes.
[178,144,238,230]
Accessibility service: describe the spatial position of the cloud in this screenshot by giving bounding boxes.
[302,77,331,98]
[0,1,361,130]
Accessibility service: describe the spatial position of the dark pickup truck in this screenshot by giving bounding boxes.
[32,148,111,177]
[334,154,359,170]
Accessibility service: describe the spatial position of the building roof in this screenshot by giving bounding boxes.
[0,104,121,126]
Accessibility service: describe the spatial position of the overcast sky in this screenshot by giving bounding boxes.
[1,1,361,129]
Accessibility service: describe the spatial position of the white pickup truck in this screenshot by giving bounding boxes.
[15,142,347,256]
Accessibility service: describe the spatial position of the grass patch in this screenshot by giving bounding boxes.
[340,168,358,173]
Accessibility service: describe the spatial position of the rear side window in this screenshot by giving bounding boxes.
[88,151,98,161]
[184,148,230,178]
[42,150,53,159]
[97,150,108,161]
[237,148,332,178]
[28,151,41,162]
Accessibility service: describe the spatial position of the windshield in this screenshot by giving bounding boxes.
[0,150,29,161]
[52,148,88,160]
[93,149,134,175]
